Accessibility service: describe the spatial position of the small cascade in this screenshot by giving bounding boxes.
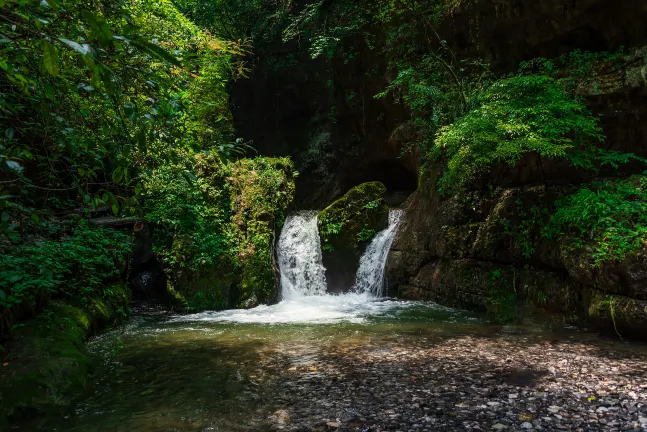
[277,211,328,300]
[353,209,404,297]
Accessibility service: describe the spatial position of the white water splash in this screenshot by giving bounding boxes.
[354,209,403,297]
[172,209,410,325]
[176,293,419,324]
[277,211,327,300]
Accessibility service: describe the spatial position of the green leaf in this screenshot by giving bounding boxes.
[111,204,119,215]
[112,167,124,183]
[129,38,182,67]
[0,290,5,301]
[58,38,93,56]
[82,10,113,46]
[41,40,59,76]
[31,213,40,223]
[1,211,9,222]
[5,160,23,172]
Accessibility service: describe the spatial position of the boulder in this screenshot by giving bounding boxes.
[317,181,389,293]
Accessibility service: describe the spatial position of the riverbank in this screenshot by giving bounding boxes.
[0,282,131,430]
[261,325,647,431]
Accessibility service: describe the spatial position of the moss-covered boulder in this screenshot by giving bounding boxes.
[229,157,296,306]
[317,181,389,292]
[0,282,131,429]
[157,156,296,311]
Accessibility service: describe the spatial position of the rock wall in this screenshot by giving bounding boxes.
[386,178,647,338]
[231,0,647,209]
[382,0,647,338]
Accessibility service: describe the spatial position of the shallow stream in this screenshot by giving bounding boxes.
[48,210,647,431]
[50,297,647,432]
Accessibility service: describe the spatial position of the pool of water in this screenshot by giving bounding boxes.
[38,295,480,431]
[44,294,638,432]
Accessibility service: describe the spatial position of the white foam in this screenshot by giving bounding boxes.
[277,211,327,300]
[171,292,417,324]
[354,209,403,296]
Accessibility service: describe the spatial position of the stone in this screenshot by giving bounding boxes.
[317,182,389,292]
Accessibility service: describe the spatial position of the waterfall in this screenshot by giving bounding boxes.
[353,209,403,297]
[277,211,328,300]
[174,209,412,324]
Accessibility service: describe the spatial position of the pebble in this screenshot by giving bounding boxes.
[245,330,647,431]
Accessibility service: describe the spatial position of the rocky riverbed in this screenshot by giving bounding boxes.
[50,303,647,432]
[261,329,647,431]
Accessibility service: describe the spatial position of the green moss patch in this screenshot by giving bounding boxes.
[317,181,389,252]
[0,282,131,429]
[148,155,296,311]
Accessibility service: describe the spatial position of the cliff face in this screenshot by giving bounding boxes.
[231,0,647,209]
[233,0,647,335]
[229,28,417,208]
[382,0,647,337]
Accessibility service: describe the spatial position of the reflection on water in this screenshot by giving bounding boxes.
[48,297,481,431]
[47,296,638,432]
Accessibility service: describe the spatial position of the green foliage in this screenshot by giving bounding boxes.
[357,226,377,243]
[433,75,635,194]
[0,0,241,230]
[142,153,295,309]
[545,176,647,265]
[519,48,625,94]
[230,157,296,303]
[0,222,131,330]
[141,151,234,272]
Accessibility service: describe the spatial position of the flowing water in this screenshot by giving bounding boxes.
[353,210,403,297]
[276,211,327,300]
[43,210,646,431]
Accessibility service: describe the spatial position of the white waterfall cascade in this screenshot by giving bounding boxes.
[173,208,411,324]
[353,209,403,297]
[277,211,327,300]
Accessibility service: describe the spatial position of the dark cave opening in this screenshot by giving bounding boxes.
[355,159,418,206]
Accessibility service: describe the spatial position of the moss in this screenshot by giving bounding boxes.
[317,181,389,252]
[0,282,131,429]
[586,290,647,338]
[166,260,238,312]
[229,157,295,305]
[159,156,295,310]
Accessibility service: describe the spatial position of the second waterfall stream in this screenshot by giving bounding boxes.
[175,209,408,324]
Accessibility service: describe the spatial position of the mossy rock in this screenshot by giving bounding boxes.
[585,289,647,339]
[165,258,239,312]
[155,156,296,310]
[317,181,389,292]
[0,282,131,429]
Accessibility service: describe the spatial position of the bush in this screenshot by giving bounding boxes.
[0,223,132,331]
[434,75,611,193]
[545,176,647,265]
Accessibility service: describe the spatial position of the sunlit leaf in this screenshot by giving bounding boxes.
[41,40,59,76]
[58,38,93,56]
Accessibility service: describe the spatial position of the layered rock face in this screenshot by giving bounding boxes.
[386,178,647,337]
[382,0,647,337]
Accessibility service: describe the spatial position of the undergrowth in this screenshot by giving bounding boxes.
[545,176,647,265]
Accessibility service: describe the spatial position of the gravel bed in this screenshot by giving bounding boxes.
[259,332,647,431]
